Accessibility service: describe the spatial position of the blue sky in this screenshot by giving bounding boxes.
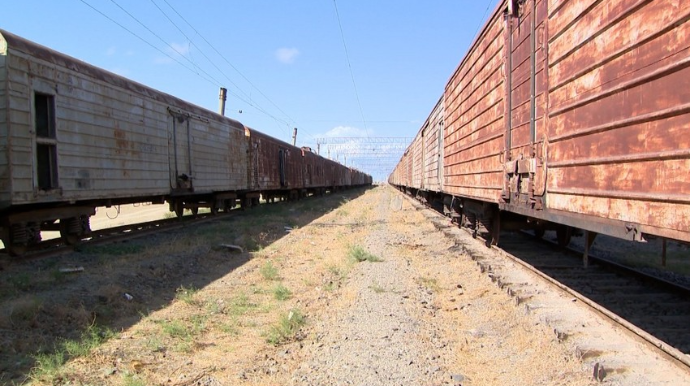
[4,0,499,181]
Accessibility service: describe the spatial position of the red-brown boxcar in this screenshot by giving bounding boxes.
[393,0,690,246]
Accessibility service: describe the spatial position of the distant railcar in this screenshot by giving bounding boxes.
[0,29,370,255]
[391,0,690,248]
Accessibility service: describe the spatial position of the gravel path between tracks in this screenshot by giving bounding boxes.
[4,186,688,385]
[288,187,593,386]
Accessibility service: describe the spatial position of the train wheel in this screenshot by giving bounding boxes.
[3,224,36,257]
[174,201,184,218]
[191,207,199,216]
[556,225,572,247]
[534,228,545,239]
[210,202,219,215]
[59,217,83,246]
[6,243,27,257]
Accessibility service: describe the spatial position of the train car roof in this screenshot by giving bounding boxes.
[0,29,246,132]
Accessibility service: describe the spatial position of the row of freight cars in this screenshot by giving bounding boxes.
[390,0,690,250]
[0,29,371,255]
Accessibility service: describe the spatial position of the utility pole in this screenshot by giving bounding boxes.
[292,128,298,146]
[218,87,227,116]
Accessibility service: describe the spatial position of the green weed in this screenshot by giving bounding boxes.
[175,285,200,305]
[348,245,382,263]
[266,309,306,346]
[417,276,440,292]
[273,284,292,301]
[260,261,279,280]
[8,273,32,291]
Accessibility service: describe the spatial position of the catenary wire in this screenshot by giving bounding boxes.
[159,0,318,141]
[77,0,219,87]
[332,0,370,138]
[108,0,224,87]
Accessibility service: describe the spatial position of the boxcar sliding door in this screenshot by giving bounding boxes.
[168,109,193,193]
[502,0,548,210]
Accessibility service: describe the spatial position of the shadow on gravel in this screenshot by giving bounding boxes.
[0,185,372,384]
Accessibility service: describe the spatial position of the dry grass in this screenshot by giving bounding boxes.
[12,189,371,385]
[390,196,592,386]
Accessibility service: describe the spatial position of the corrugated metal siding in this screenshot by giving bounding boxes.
[6,53,32,201]
[422,97,444,193]
[0,39,9,204]
[444,6,506,202]
[411,133,423,189]
[2,29,250,207]
[250,129,305,191]
[187,118,247,193]
[546,0,690,239]
[16,52,171,201]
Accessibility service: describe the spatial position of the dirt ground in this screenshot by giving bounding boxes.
[1,186,601,385]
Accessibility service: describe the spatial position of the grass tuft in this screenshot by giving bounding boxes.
[348,245,382,263]
[417,276,440,292]
[260,261,279,280]
[266,308,306,346]
[272,284,292,301]
[30,325,116,382]
[175,285,200,305]
[8,272,32,292]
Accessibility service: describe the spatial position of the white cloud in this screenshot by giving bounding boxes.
[155,42,191,65]
[323,125,370,137]
[169,42,190,56]
[275,47,299,64]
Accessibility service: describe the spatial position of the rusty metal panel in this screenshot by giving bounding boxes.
[301,149,318,188]
[249,129,304,191]
[422,97,444,193]
[444,3,506,202]
[322,157,339,187]
[546,0,690,241]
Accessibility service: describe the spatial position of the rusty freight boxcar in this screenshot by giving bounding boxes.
[392,0,690,249]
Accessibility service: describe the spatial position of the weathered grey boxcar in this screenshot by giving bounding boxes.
[0,29,371,255]
[392,0,690,248]
[0,29,252,253]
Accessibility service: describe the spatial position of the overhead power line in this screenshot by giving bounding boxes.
[78,0,309,142]
[77,0,219,87]
[332,0,370,138]
[158,0,316,141]
[108,0,223,86]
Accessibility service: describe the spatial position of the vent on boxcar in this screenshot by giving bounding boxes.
[34,93,59,191]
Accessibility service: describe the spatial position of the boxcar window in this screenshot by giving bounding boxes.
[36,144,58,190]
[34,93,58,190]
[35,93,56,139]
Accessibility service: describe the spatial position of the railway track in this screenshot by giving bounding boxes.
[0,210,235,260]
[499,232,690,364]
[400,193,690,381]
